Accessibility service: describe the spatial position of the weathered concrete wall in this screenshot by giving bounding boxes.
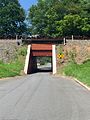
[0,40,20,63]
[64,40,90,64]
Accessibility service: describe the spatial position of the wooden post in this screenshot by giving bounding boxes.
[72,35,74,41]
[64,38,66,45]
[16,35,18,41]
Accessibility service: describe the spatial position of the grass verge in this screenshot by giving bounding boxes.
[0,61,24,78]
[62,60,90,86]
[0,46,27,78]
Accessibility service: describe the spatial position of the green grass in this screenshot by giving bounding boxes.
[63,60,90,86]
[0,45,27,78]
[0,60,24,78]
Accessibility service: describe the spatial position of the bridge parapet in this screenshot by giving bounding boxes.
[22,38,64,44]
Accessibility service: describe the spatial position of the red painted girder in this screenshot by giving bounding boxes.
[32,51,52,56]
[31,44,52,50]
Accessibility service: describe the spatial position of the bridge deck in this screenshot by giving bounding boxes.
[31,44,52,50]
[31,44,52,56]
[22,38,64,44]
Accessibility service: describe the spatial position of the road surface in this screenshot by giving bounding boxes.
[0,73,90,120]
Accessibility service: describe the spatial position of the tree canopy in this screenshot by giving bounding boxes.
[0,0,90,38]
[28,0,90,37]
[0,0,26,38]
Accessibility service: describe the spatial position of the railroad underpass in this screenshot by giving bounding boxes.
[24,44,56,74]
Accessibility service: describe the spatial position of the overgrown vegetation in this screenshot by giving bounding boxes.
[37,57,51,65]
[0,0,90,38]
[28,0,90,37]
[57,44,90,87]
[0,0,26,38]
[0,61,23,78]
[0,46,27,78]
[63,60,90,86]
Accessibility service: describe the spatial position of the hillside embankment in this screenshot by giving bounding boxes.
[0,40,22,63]
[57,40,90,65]
[65,40,90,64]
[0,40,27,78]
[57,39,90,87]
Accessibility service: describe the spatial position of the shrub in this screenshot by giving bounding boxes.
[18,46,27,56]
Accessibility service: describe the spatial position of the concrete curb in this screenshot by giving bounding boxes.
[74,78,90,91]
[54,74,90,91]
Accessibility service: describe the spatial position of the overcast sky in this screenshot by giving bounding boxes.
[19,0,37,11]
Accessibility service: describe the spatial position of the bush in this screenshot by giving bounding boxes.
[0,60,4,64]
[18,46,27,56]
[37,57,51,65]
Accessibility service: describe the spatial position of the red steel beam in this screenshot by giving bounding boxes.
[31,44,52,50]
[32,51,52,56]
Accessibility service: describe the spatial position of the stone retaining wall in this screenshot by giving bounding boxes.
[0,40,20,63]
[64,40,90,63]
[0,39,90,64]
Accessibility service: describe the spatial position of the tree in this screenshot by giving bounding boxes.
[0,0,26,38]
[56,14,82,36]
[81,18,90,36]
[28,0,90,37]
[28,0,48,35]
[56,14,90,36]
[28,0,66,36]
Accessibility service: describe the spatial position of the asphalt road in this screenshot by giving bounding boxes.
[0,73,90,120]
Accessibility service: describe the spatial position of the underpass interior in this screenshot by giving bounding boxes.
[36,57,52,73]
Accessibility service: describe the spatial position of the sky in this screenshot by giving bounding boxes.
[19,0,37,11]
